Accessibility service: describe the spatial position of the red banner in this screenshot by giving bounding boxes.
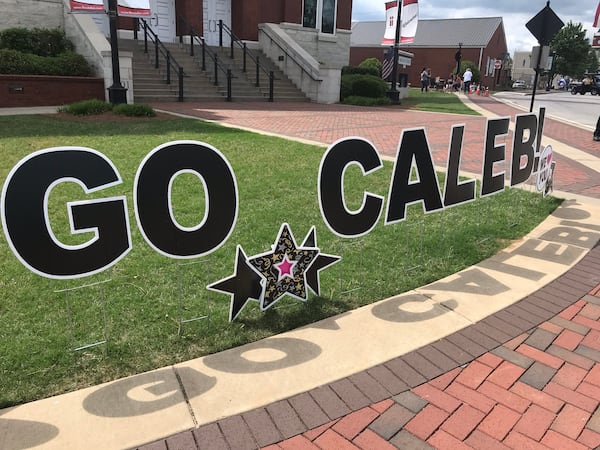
[70,0,104,13]
[117,0,151,17]
[69,0,150,17]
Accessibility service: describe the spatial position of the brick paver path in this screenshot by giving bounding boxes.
[155,95,600,199]
[262,291,600,450]
[139,244,600,450]
[140,95,600,449]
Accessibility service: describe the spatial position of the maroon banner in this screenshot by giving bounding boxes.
[69,0,150,17]
[69,0,104,13]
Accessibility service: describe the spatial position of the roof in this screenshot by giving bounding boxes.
[351,17,504,48]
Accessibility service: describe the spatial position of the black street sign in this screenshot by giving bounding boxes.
[526,2,564,45]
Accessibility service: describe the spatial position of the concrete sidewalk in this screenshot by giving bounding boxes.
[1,94,600,450]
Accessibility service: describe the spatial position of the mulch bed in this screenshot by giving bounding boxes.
[48,111,174,122]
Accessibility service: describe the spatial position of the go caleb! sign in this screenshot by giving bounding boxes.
[1,110,548,318]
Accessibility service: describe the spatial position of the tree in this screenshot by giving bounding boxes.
[460,60,480,83]
[550,21,593,78]
[586,49,599,74]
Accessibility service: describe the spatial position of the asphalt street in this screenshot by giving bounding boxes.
[494,89,598,131]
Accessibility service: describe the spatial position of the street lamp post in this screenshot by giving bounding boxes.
[107,0,128,104]
[386,2,402,104]
[455,42,462,75]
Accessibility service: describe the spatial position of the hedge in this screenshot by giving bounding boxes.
[340,73,388,100]
[0,27,92,76]
[0,49,92,76]
[0,27,74,57]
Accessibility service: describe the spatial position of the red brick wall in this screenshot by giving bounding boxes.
[143,0,350,42]
[231,0,352,41]
[0,75,105,107]
[351,42,507,89]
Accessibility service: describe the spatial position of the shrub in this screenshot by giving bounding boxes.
[59,99,113,116]
[342,65,380,76]
[0,27,91,76]
[358,58,382,77]
[113,103,156,117]
[0,49,92,76]
[0,27,74,57]
[342,96,391,106]
[0,49,34,74]
[341,74,388,100]
[50,52,93,77]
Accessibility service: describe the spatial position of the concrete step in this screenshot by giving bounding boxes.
[122,38,310,103]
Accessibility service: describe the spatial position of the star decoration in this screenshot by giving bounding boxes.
[207,246,263,321]
[208,223,341,321]
[302,227,341,295]
[249,224,319,310]
[276,254,296,281]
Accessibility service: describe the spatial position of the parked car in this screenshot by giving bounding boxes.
[512,80,527,89]
[570,74,600,95]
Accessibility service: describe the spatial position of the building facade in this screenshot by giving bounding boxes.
[511,51,536,87]
[351,17,508,90]
[1,0,353,103]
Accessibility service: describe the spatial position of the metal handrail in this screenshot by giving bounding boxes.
[138,19,184,102]
[177,16,232,101]
[258,25,321,83]
[218,21,274,101]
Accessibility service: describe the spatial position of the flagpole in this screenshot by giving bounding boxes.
[386,0,402,103]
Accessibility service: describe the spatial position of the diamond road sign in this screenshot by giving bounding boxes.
[526,2,564,45]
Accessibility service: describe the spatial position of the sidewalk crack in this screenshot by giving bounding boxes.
[173,366,199,427]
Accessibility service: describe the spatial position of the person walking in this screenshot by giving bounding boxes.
[594,115,600,141]
[420,67,429,92]
[463,67,473,94]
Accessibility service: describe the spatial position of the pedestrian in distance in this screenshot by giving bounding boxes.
[420,67,429,92]
[463,67,473,94]
[453,74,462,91]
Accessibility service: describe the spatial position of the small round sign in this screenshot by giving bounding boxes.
[536,144,553,193]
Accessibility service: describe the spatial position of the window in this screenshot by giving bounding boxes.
[303,0,336,34]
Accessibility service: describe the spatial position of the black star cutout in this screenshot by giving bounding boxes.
[207,246,264,321]
[248,224,319,310]
[301,227,341,295]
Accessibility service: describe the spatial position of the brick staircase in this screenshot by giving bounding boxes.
[210,45,310,102]
[120,38,308,103]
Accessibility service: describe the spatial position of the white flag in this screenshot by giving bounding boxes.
[381,0,419,46]
[400,0,418,43]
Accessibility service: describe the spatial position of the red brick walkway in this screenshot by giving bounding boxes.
[155,95,600,199]
[140,241,600,450]
[139,95,600,450]
[260,289,600,450]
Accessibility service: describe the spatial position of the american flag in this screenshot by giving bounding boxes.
[595,1,600,28]
[382,47,394,81]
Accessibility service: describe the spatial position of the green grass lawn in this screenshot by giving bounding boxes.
[401,88,480,115]
[0,113,559,408]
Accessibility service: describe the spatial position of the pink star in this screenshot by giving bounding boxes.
[276,254,296,281]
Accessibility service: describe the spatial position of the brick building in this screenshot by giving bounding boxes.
[1,0,353,103]
[350,17,508,89]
